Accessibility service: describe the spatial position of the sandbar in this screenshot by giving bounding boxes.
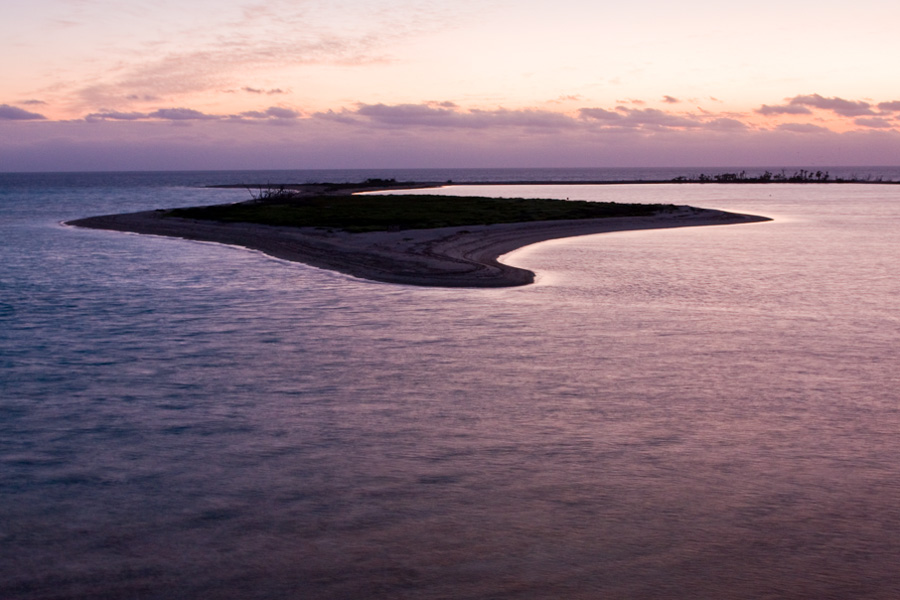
[67,205,769,287]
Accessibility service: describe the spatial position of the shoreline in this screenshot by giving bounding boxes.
[67,206,770,288]
[207,178,900,192]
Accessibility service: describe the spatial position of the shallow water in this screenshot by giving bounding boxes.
[3,171,900,598]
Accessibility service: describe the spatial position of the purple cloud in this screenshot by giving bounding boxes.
[788,94,875,117]
[8,110,900,173]
[318,102,748,134]
[147,108,218,120]
[86,108,297,123]
[467,108,574,129]
[85,111,148,121]
[356,103,457,125]
[777,122,830,133]
[353,103,575,129]
[313,109,361,125]
[617,108,701,128]
[243,87,287,95]
[263,106,300,119]
[0,104,47,120]
[237,106,301,120]
[756,104,812,116]
[877,101,900,112]
[662,95,680,104]
[854,117,895,129]
[703,118,747,131]
[584,106,741,130]
[582,107,702,129]
[579,108,623,122]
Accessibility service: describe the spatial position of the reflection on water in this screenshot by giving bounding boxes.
[3,178,900,598]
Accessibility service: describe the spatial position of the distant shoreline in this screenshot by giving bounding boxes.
[207,171,900,192]
[208,179,900,190]
[68,192,770,288]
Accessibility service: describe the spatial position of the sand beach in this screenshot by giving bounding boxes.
[68,205,769,287]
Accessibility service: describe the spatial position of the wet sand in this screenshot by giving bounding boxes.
[68,206,769,287]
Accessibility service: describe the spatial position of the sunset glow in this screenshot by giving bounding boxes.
[4,0,900,170]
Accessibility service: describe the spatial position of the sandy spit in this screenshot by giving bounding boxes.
[66,207,769,288]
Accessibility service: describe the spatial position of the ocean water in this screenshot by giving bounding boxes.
[3,168,900,599]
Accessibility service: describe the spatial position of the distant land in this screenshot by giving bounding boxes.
[207,169,900,193]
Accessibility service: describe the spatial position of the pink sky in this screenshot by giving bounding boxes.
[3,0,900,171]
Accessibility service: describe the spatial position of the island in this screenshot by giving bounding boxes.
[67,181,770,288]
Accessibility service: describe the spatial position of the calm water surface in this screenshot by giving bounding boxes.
[3,171,900,599]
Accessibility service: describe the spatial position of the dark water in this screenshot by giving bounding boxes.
[3,169,900,599]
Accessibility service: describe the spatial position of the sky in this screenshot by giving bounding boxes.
[3,0,900,171]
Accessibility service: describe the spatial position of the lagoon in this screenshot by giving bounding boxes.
[3,170,900,598]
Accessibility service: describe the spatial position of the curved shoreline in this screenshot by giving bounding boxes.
[67,206,770,287]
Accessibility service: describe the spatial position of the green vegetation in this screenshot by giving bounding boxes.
[671,169,892,183]
[168,194,674,233]
[212,178,429,197]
